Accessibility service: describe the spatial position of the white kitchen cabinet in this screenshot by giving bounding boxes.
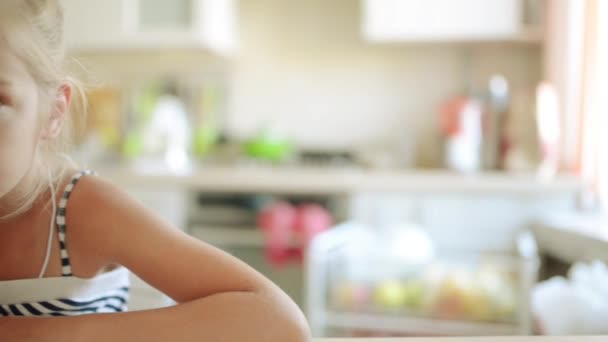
[63,0,237,54]
[362,0,539,42]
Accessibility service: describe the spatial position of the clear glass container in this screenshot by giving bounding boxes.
[307,223,539,337]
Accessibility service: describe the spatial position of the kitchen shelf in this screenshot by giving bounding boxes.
[97,164,581,196]
[323,311,520,336]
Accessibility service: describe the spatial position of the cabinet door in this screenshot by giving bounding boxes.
[63,0,127,50]
[128,0,237,53]
[132,0,194,33]
[63,0,236,53]
[362,0,523,42]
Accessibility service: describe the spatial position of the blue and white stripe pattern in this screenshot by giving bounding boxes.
[0,170,130,317]
[0,285,129,316]
[57,170,95,277]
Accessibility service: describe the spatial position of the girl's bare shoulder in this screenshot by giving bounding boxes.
[58,170,149,275]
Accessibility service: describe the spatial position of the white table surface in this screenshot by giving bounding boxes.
[314,337,606,342]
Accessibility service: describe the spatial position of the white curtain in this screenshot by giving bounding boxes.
[578,0,608,209]
[546,0,608,210]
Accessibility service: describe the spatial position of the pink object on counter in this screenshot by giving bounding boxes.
[294,204,333,245]
[258,202,332,267]
[258,202,297,266]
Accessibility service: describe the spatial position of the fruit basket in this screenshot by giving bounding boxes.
[306,222,539,337]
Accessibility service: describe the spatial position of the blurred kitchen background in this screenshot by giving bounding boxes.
[63,0,608,338]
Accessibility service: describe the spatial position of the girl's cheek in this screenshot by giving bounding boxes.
[0,144,19,198]
[0,106,11,122]
[0,131,34,193]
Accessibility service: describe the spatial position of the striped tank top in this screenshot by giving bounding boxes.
[0,171,130,316]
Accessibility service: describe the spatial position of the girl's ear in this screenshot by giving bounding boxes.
[41,83,71,139]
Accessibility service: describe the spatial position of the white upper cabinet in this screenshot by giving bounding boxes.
[362,0,539,42]
[63,0,237,55]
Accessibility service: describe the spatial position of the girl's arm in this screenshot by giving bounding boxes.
[1,177,310,342]
[2,292,307,341]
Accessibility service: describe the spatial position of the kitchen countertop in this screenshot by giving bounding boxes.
[314,338,605,342]
[95,164,581,195]
[533,214,608,264]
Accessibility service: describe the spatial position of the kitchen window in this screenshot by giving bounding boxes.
[548,0,608,211]
[574,0,608,210]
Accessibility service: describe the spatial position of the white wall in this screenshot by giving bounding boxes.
[349,192,577,252]
[228,0,542,165]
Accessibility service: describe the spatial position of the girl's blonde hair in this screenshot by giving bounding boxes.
[1,0,86,218]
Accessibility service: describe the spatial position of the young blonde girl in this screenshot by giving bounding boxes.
[0,1,309,340]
